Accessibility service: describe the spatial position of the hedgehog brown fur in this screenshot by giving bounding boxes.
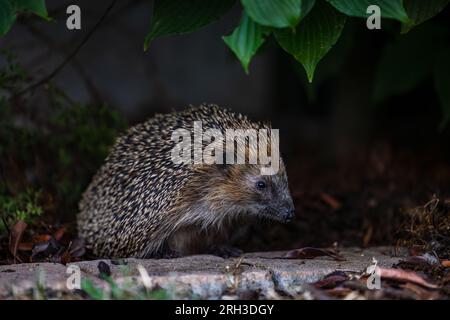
[77,104,295,258]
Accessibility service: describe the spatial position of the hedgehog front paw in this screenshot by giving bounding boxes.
[161,249,182,259]
[210,246,243,258]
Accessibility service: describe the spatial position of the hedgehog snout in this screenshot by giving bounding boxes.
[278,201,295,222]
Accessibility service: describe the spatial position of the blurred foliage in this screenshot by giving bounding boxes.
[0,187,42,232]
[81,277,172,300]
[142,0,449,80]
[0,0,48,35]
[144,0,235,50]
[0,51,126,236]
[2,0,448,80]
[0,0,449,123]
[373,24,450,127]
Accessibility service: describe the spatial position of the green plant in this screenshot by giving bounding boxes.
[0,187,43,232]
[0,0,48,36]
[81,277,171,300]
[0,51,126,233]
[47,100,127,208]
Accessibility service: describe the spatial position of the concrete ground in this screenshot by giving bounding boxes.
[0,247,406,299]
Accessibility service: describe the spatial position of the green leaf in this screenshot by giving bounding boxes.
[434,48,450,129]
[81,279,105,300]
[275,1,346,82]
[223,13,271,73]
[241,0,316,28]
[295,22,355,103]
[326,0,409,23]
[0,0,16,36]
[373,26,448,104]
[15,0,48,18]
[144,0,235,50]
[401,0,449,33]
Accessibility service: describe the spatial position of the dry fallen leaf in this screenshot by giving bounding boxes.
[32,234,52,243]
[319,192,342,210]
[314,272,348,289]
[400,282,440,300]
[409,245,425,257]
[378,267,438,289]
[9,220,27,263]
[441,260,450,268]
[284,247,346,261]
[54,226,67,241]
[60,250,72,265]
[396,254,441,273]
[17,242,33,251]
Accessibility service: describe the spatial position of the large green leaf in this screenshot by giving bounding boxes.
[0,0,15,36]
[15,0,48,18]
[327,0,409,23]
[275,1,346,82]
[373,26,448,104]
[144,0,235,50]
[241,0,315,28]
[295,22,355,102]
[435,48,450,129]
[401,0,450,33]
[223,13,271,73]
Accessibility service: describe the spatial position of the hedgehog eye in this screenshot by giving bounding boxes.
[256,181,266,190]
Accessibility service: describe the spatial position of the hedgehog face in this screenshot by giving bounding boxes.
[247,167,295,223]
[222,163,295,223]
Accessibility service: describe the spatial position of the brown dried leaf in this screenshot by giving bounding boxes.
[395,253,443,279]
[443,273,450,284]
[319,192,342,210]
[284,247,346,261]
[400,282,440,300]
[32,234,52,243]
[409,245,425,256]
[314,272,348,289]
[379,267,438,289]
[54,226,67,241]
[441,260,450,268]
[9,220,27,262]
[17,242,33,251]
[60,250,72,265]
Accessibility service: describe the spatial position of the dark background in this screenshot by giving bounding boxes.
[1,0,449,252]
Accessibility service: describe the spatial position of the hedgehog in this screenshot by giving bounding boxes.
[77,104,295,258]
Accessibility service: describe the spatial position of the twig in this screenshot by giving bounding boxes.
[10,0,117,100]
[23,22,104,104]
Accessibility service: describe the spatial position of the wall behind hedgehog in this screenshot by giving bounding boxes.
[4,0,274,120]
[4,0,449,158]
